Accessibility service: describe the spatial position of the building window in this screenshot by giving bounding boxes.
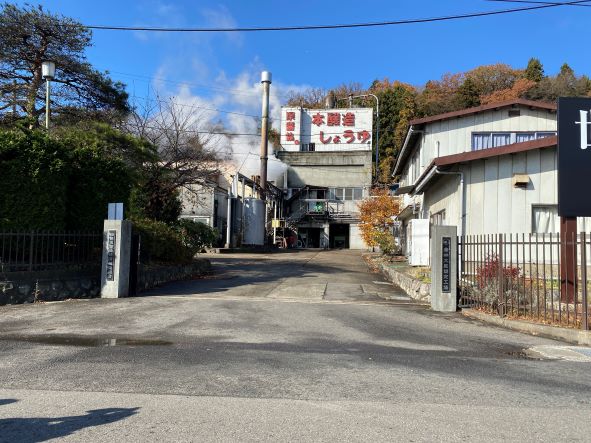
[300,143,315,152]
[516,132,536,143]
[329,188,363,201]
[430,210,446,226]
[412,151,420,183]
[472,133,492,151]
[532,205,559,234]
[472,131,557,151]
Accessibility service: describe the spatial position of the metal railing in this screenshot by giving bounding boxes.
[0,230,102,273]
[459,233,590,330]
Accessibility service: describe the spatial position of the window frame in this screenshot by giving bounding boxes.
[531,204,559,234]
[472,131,557,151]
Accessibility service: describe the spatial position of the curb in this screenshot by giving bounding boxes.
[364,255,431,303]
[462,309,591,345]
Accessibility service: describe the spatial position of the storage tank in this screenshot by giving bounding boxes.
[243,198,265,245]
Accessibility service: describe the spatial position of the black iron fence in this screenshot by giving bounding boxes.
[0,230,103,273]
[459,233,590,330]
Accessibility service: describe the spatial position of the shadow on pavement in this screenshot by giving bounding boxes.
[0,407,139,443]
[141,251,378,298]
[0,399,18,406]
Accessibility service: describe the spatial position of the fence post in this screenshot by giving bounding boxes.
[28,230,35,272]
[581,232,588,331]
[560,217,577,303]
[498,234,504,316]
[430,225,458,312]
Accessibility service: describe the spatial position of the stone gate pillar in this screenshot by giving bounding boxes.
[430,225,458,312]
[101,220,132,298]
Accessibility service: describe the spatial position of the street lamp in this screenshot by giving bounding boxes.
[337,94,380,182]
[41,61,56,130]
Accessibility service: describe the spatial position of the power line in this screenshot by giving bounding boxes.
[111,70,292,98]
[129,94,271,121]
[488,0,591,6]
[127,123,394,138]
[85,1,590,32]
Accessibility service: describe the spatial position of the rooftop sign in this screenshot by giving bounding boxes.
[280,107,373,152]
[558,97,591,217]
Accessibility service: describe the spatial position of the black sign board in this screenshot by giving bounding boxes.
[442,237,451,293]
[558,97,591,217]
[106,230,116,281]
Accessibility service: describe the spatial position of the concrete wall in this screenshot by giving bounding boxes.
[349,224,365,250]
[278,151,372,189]
[278,149,372,250]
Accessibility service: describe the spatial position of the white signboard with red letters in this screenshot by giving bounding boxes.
[280,107,373,152]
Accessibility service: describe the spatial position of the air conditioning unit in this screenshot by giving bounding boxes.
[407,219,430,266]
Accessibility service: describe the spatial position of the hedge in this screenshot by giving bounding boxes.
[0,128,133,230]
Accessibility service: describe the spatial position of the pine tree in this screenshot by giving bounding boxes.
[524,58,544,83]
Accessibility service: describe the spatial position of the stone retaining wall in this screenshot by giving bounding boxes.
[0,268,101,305]
[137,258,212,292]
[0,258,212,305]
[376,261,431,303]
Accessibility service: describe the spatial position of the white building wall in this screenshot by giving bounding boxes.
[423,147,591,235]
[423,175,461,228]
[402,106,557,186]
[349,224,366,250]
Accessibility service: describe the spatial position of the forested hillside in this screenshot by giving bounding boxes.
[286,59,591,182]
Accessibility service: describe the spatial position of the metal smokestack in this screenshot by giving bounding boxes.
[259,71,272,200]
[325,92,336,109]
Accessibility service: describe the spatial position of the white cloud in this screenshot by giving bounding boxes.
[149,59,314,182]
[200,5,244,47]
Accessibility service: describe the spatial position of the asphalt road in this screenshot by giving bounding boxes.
[0,250,589,442]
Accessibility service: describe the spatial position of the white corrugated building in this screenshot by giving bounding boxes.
[393,98,590,262]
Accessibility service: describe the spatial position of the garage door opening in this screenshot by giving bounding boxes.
[330,224,350,249]
[297,228,322,248]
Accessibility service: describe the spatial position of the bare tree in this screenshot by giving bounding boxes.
[122,96,226,222]
[285,83,365,108]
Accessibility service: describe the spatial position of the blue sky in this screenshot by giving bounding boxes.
[11,0,591,177]
[21,0,591,91]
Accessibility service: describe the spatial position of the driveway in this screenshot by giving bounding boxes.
[0,250,589,442]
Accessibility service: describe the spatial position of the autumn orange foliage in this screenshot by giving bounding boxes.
[357,189,400,248]
[480,78,536,105]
